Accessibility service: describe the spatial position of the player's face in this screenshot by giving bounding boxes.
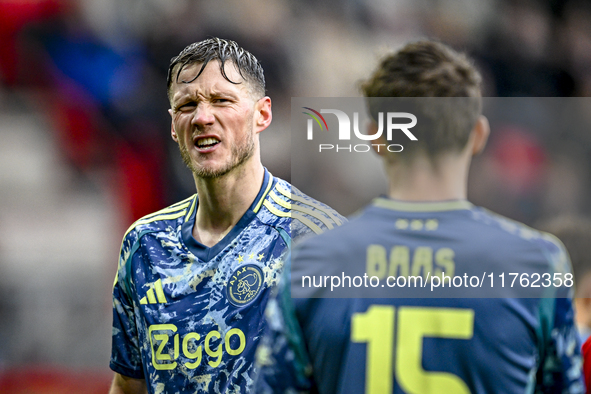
[169,60,259,179]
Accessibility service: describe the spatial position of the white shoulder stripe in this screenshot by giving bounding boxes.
[275,183,343,226]
[270,191,334,230]
[263,200,323,234]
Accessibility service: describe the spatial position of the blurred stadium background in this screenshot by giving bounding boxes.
[1,0,590,392]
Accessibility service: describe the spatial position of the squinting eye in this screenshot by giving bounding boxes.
[178,103,196,111]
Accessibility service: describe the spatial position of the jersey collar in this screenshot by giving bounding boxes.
[372,197,473,212]
[181,168,275,261]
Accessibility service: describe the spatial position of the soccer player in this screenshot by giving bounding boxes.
[255,40,584,393]
[109,38,344,394]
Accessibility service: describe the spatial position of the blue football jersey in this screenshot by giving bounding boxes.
[110,168,345,393]
[255,197,584,394]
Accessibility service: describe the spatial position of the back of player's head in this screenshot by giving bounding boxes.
[361,40,482,160]
[167,37,266,103]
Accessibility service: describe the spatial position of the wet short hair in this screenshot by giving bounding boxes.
[167,37,265,103]
[362,40,482,160]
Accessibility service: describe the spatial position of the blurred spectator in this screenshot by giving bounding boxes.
[473,0,576,96]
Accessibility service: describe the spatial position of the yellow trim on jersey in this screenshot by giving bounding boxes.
[123,196,195,239]
[184,195,198,221]
[253,174,275,214]
[270,191,335,230]
[126,211,188,238]
[135,196,193,223]
[275,183,343,226]
[263,200,323,235]
[373,198,472,212]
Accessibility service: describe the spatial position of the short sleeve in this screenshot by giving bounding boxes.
[535,237,584,393]
[535,297,584,393]
[110,231,144,379]
[252,253,314,393]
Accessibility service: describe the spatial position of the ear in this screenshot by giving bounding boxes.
[471,115,490,155]
[368,122,388,157]
[169,109,178,142]
[253,96,272,134]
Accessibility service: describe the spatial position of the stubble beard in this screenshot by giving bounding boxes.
[178,125,256,179]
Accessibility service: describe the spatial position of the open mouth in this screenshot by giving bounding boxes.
[196,137,220,149]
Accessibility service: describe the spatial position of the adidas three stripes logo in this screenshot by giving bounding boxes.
[140,279,168,305]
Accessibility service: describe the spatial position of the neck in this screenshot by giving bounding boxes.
[193,160,264,247]
[386,153,470,201]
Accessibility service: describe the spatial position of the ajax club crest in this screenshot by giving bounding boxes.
[227,264,264,307]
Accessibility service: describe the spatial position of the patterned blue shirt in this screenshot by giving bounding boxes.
[110,169,345,393]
